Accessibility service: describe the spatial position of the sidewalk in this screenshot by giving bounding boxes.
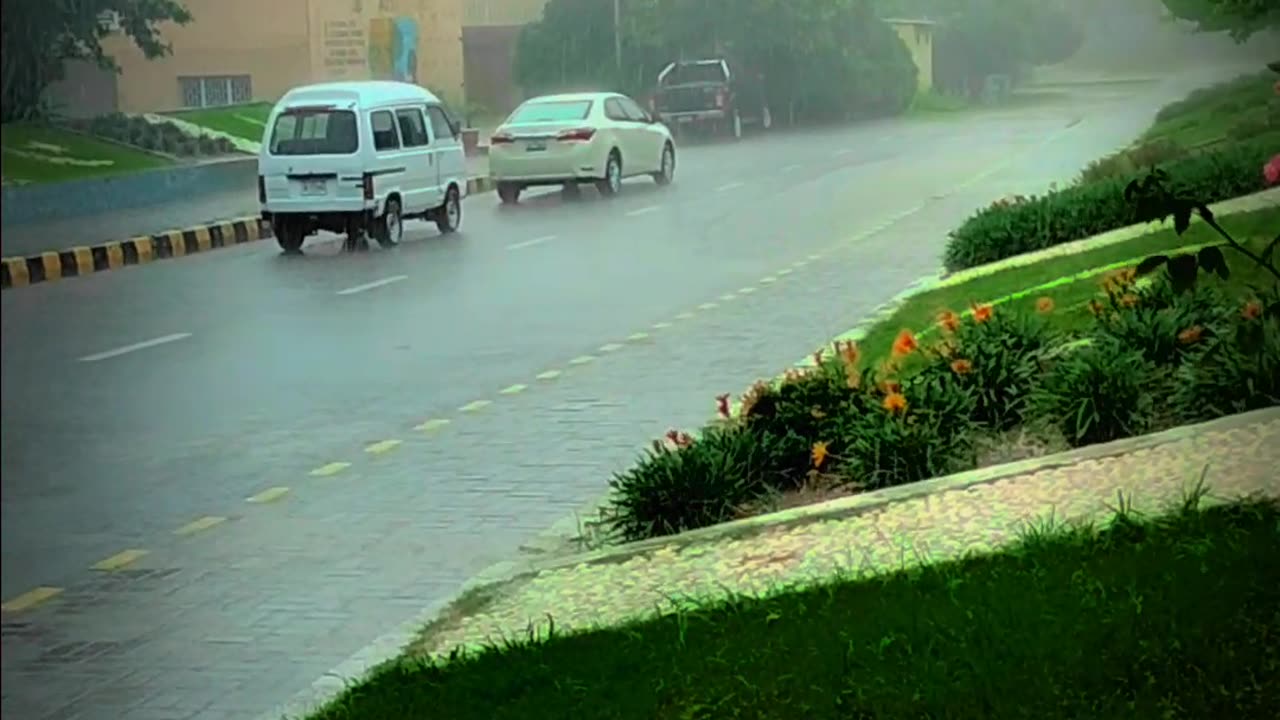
[1,156,490,258]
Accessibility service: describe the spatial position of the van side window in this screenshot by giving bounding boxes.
[426,106,455,140]
[370,110,401,151]
[604,98,628,121]
[395,108,430,147]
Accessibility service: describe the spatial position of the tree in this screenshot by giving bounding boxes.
[1,0,192,122]
[1161,0,1280,40]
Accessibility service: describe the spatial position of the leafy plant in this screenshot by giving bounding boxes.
[1091,274,1230,367]
[1171,296,1280,422]
[1079,138,1188,185]
[1029,336,1158,448]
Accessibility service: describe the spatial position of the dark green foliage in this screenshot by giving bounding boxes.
[1094,276,1232,366]
[1173,297,1280,422]
[1029,337,1158,448]
[68,114,220,157]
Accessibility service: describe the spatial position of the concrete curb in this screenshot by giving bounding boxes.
[0,176,497,291]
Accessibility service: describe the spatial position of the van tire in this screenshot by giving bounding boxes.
[274,219,305,254]
[596,151,622,197]
[497,183,521,205]
[435,185,461,234]
[374,198,403,248]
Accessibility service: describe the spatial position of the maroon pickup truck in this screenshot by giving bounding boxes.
[651,58,772,140]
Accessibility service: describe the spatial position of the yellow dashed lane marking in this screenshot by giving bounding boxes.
[92,549,148,572]
[739,287,757,294]
[416,418,452,432]
[626,332,650,342]
[652,322,673,330]
[500,383,528,395]
[598,343,624,353]
[2,586,63,612]
[174,516,227,536]
[247,486,290,504]
[568,355,596,366]
[310,461,351,477]
[459,400,492,412]
[698,302,718,311]
[365,439,403,455]
[675,312,695,320]
[535,370,562,381]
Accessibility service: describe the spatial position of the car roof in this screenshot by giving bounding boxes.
[521,92,618,104]
[279,81,439,108]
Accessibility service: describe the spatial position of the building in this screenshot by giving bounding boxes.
[883,18,935,93]
[460,0,549,117]
[51,0,465,116]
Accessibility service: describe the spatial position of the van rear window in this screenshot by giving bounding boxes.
[270,108,358,155]
[507,100,593,124]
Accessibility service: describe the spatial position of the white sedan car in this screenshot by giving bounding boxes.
[488,92,677,204]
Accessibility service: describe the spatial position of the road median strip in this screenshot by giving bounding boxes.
[0,177,496,290]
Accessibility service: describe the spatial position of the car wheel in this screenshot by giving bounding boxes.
[274,219,304,254]
[652,143,675,186]
[374,198,403,248]
[731,110,743,140]
[762,106,773,130]
[497,182,521,205]
[596,151,622,197]
[435,185,461,234]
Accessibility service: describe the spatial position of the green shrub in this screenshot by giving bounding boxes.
[1153,71,1273,124]
[1029,336,1157,448]
[1091,271,1232,367]
[1172,300,1280,423]
[606,425,774,542]
[944,139,1275,272]
[1079,138,1187,185]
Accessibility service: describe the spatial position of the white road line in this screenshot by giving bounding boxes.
[781,164,801,173]
[336,275,408,296]
[625,206,660,217]
[507,235,556,250]
[78,333,192,363]
[835,148,853,156]
[715,181,745,192]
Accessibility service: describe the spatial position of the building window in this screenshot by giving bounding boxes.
[178,75,253,108]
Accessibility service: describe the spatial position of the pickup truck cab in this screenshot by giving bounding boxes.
[258,81,467,253]
[652,59,771,140]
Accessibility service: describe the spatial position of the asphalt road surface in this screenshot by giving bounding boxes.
[0,76,1223,720]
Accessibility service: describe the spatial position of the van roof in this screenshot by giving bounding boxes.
[279,81,440,108]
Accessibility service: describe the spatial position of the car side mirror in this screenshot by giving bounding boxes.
[448,120,462,136]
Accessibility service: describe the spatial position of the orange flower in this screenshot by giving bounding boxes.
[970,303,993,324]
[845,371,861,390]
[1177,325,1204,346]
[811,441,829,469]
[878,378,902,395]
[1242,300,1263,320]
[739,381,771,418]
[835,339,860,367]
[937,309,961,333]
[882,392,908,414]
[1035,296,1055,314]
[950,358,973,375]
[1120,293,1139,308]
[664,429,694,449]
[891,329,919,357]
[715,393,732,419]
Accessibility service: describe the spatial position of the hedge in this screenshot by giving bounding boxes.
[943,138,1277,273]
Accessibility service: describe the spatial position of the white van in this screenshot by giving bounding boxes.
[258,81,467,253]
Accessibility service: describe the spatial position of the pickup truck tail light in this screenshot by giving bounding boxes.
[556,127,596,142]
[490,131,514,145]
[362,172,374,201]
[257,175,266,204]
[715,91,726,108]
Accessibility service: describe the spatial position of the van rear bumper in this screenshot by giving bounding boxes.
[262,209,377,236]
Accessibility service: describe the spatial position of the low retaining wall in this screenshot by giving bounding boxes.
[1,157,258,227]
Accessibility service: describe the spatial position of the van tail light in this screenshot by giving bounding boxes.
[715,91,726,108]
[362,173,374,201]
[257,175,266,203]
[490,131,514,145]
[556,127,596,142]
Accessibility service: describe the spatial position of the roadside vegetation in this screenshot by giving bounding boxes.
[170,102,272,143]
[312,496,1280,720]
[0,122,172,185]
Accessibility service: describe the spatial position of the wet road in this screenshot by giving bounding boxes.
[1,79,1208,719]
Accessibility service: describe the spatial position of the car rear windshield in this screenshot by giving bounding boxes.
[269,108,358,155]
[507,100,593,124]
[662,63,727,86]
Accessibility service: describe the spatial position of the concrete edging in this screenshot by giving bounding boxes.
[0,176,497,290]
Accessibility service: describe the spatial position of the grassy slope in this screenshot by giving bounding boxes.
[0,123,171,184]
[857,206,1280,362]
[171,102,272,142]
[1141,71,1275,148]
[310,499,1280,719]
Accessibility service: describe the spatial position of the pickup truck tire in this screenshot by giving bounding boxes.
[497,182,521,205]
[652,143,675,186]
[731,110,743,140]
[596,151,622,197]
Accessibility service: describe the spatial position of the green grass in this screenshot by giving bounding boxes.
[308,496,1280,719]
[170,102,272,142]
[0,122,171,184]
[857,206,1280,362]
[1141,71,1276,149]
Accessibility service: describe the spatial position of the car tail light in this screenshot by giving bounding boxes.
[715,91,726,108]
[257,175,266,203]
[490,132,514,145]
[362,173,374,201]
[556,127,596,142]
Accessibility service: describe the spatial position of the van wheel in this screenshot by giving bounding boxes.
[435,185,461,234]
[274,219,304,254]
[596,151,622,197]
[497,183,521,205]
[374,198,403,248]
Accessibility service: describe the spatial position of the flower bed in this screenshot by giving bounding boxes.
[604,212,1280,543]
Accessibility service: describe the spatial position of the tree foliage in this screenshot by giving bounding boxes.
[1,0,192,122]
[513,0,918,125]
[1161,0,1280,41]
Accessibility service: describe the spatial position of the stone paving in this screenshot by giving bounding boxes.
[415,409,1280,660]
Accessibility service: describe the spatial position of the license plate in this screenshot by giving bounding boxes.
[525,142,547,152]
[301,179,326,195]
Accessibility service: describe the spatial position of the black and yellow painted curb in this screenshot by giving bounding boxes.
[1,176,496,291]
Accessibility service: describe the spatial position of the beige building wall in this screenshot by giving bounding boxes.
[104,0,464,113]
[886,19,935,93]
[464,0,548,26]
